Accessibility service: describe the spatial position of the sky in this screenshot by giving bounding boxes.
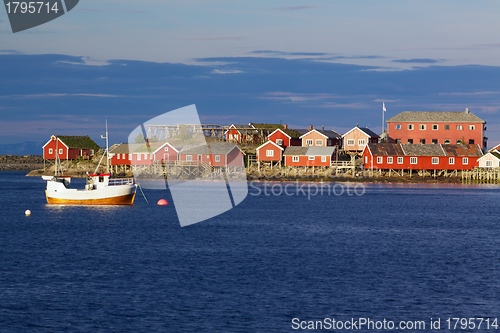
[2,1,500,149]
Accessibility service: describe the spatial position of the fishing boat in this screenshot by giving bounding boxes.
[43,122,137,205]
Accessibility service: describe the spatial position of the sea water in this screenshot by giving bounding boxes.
[1,172,500,332]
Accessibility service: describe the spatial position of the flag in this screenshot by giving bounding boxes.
[382,102,386,112]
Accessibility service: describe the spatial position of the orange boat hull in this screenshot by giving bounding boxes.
[46,192,136,205]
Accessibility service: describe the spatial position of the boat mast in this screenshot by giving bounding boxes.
[102,120,110,173]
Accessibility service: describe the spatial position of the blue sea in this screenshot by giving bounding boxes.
[1,171,500,332]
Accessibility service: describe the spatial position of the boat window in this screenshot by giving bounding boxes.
[99,176,104,182]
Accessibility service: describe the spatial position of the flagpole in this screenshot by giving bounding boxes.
[382,102,385,135]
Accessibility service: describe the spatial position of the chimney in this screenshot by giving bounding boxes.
[322,125,325,131]
[309,125,313,131]
[465,107,469,113]
[283,124,288,130]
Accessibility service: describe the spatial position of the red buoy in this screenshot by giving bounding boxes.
[157,199,168,206]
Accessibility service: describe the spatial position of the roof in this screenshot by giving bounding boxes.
[342,126,379,138]
[386,111,485,123]
[267,128,291,140]
[283,146,336,156]
[488,143,500,153]
[306,147,336,156]
[283,146,308,156]
[479,151,500,160]
[256,140,284,151]
[57,135,100,150]
[109,143,142,154]
[401,144,446,156]
[367,143,483,157]
[179,141,244,155]
[367,143,405,156]
[134,141,183,153]
[299,129,341,139]
[358,127,379,137]
[441,144,483,157]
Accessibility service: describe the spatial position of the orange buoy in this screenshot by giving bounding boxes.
[157,199,168,206]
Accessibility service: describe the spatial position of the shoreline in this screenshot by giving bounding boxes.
[20,168,467,184]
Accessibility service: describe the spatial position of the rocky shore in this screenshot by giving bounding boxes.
[0,155,45,171]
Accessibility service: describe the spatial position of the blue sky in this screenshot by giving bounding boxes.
[2,1,500,147]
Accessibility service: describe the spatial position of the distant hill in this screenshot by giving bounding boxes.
[0,141,43,155]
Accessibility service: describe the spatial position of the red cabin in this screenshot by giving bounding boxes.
[256,141,284,163]
[284,146,337,167]
[43,135,100,160]
[179,142,245,167]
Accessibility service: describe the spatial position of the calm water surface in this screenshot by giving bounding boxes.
[1,172,500,332]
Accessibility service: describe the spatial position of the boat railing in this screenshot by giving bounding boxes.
[108,177,134,186]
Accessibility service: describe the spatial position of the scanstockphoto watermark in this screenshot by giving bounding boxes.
[249,181,365,200]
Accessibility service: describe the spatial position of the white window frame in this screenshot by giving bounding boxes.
[266,150,274,157]
[292,156,299,162]
[137,154,141,161]
[387,157,393,164]
[48,148,53,154]
[186,155,192,161]
[431,157,439,164]
[358,139,366,146]
[117,154,121,160]
[308,156,315,160]
[347,139,355,146]
[397,157,404,164]
[128,154,132,160]
[321,156,327,162]
[395,124,402,130]
[377,156,383,164]
[408,124,414,130]
[449,157,455,165]
[276,139,283,145]
[164,147,169,151]
[315,139,323,146]
[306,139,313,146]
[58,148,63,155]
[463,157,468,165]
[469,125,475,130]
[486,160,493,167]
[432,124,438,130]
[215,155,221,162]
[457,125,463,130]
[410,157,418,164]
[420,124,426,130]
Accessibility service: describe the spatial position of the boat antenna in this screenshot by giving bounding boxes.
[101,119,110,173]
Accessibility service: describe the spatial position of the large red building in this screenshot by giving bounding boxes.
[386,109,487,150]
[363,143,483,171]
[42,135,100,160]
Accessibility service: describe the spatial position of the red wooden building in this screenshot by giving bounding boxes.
[129,141,182,166]
[256,141,284,164]
[267,129,292,147]
[266,125,308,147]
[224,124,256,144]
[284,146,337,167]
[386,109,487,150]
[42,135,100,160]
[179,142,245,167]
[363,143,483,171]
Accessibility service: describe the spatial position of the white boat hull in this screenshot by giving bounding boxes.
[45,177,137,205]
